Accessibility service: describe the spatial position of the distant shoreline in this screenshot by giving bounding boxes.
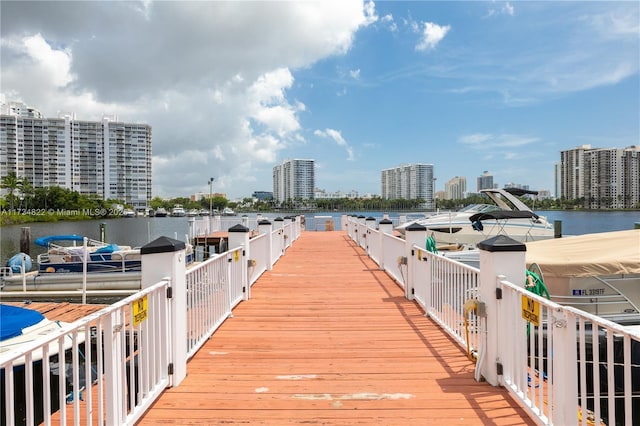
[2,207,639,227]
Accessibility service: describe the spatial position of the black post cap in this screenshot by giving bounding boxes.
[405,223,427,232]
[141,236,186,255]
[477,235,526,252]
[228,224,250,233]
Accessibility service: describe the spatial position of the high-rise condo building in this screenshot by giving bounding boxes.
[0,101,152,208]
[272,159,315,203]
[559,145,640,209]
[444,176,467,200]
[381,164,435,208]
[476,171,494,192]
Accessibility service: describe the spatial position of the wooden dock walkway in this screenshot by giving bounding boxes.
[139,231,534,425]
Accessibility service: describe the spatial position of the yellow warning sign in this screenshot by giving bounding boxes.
[234,250,239,262]
[521,295,540,327]
[133,295,148,326]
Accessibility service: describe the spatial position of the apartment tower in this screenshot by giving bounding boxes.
[380,163,435,208]
[559,145,640,208]
[272,159,315,203]
[0,101,152,208]
[444,176,467,200]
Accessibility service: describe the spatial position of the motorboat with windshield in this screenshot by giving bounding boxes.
[396,188,554,246]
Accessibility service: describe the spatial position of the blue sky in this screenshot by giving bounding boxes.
[1,1,638,199]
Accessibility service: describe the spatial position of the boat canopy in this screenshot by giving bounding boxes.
[469,211,538,222]
[526,230,640,278]
[0,304,45,341]
[35,235,84,247]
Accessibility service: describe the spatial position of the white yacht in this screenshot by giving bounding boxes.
[222,207,236,216]
[171,204,186,217]
[396,188,554,245]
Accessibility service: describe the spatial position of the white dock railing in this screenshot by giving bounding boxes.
[346,215,640,426]
[184,247,244,359]
[1,217,301,426]
[0,281,171,426]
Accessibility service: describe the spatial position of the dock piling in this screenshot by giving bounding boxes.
[554,220,562,238]
[100,223,107,242]
[20,227,30,255]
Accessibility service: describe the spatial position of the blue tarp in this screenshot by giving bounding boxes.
[7,253,32,273]
[34,235,84,247]
[93,244,119,254]
[0,304,45,341]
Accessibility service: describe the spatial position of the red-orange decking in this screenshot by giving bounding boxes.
[138,231,535,425]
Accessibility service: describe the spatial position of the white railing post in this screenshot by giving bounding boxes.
[273,217,284,255]
[357,215,366,247]
[228,224,251,300]
[273,217,284,230]
[291,216,301,241]
[104,308,126,425]
[477,235,526,386]
[404,223,427,301]
[378,218,393,270]
[258,219,273,270]
[365,217,376,255]
[141,236,187,387]
[550,309,578,425]
[288,216,296,240]
[341,214,348,232]
[351,215,359,239]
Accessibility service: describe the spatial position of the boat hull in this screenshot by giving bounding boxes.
[1,271,141,292]
[38,259,141,274]
[419,218,554,245]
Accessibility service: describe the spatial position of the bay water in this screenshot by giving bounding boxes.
[1,210,638,267]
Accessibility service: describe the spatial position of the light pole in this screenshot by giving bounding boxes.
[208,177,215,215]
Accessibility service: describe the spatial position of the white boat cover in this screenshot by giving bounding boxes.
[525,229,640,278]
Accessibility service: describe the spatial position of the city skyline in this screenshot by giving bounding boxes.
[1,1,638,199]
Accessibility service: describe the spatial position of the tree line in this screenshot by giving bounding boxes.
[2,171,636,225]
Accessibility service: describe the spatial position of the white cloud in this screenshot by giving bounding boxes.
[22,34,74,87]
[363,0,378,25]
[485,1,515,18]
[247,68,302,137]
[349,69,361,79]
[459,133,492,145]
[459,133,539,149]
[314,128,355,161]
[416,22,451,51]
[0,1,374,198]
[380,13,396,32]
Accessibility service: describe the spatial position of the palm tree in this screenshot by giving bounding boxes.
[1,172,21,210]
[18,177,33,209]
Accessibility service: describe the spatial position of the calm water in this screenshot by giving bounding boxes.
[1,210,638,266]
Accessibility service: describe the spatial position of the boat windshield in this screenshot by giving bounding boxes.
[459,204,502,213]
